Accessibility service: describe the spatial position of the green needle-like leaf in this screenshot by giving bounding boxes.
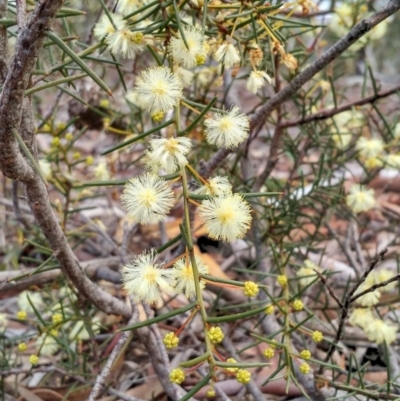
[120,302,197,331]
[45,32,112,97]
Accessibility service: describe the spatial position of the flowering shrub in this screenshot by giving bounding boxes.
[2,0,400,400]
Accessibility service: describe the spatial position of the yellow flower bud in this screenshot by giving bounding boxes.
[163,332,179,349]
[277,275,287,288]
[226,357,238,373]
[292,299,304,311]
[169,368,185,384]
[312,330,323,343]
[29,354,39,365]
[300,350,311,360]
[299,362,310,374]
[52,313,63,325]
[18,342,27,352]
[263,348,274,359]
[236,369,251,384]
[17,310,27,320]
[208,326,224,344]
[243,281,259,297]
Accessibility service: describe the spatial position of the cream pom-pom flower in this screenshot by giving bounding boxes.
[354,275,381,307]
[121,249,175,304]
[245,70,272,94]
[168,26,206,68]
[356,137,385,159]
[364,319,397,345]
[121,173,175,224]
[214,41,240,68]
[135,66,183,113]
[146,137,192,174]
[172,255,209,298]
[174,66,194,87]
[349,308,375,329]
[195,176,232,197]
[199,194,252,242]
[346,184,376,214]
[106,29,145,58]
[94,13,125,40]
[204,106,250,149]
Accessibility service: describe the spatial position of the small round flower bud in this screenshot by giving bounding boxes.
[17,311,27,320]
[299,362,310,374]
[263,348,274,359]
[292,299,304,311]
[50,329,58,337]
[265,305,274,315]
[42,123,51,132]
[169,368,185,384]
[65,132,74,141]
[226,357,238,373]
[163,332,179,349]
[300,350,311,360]
[86,156,94,165]
[208,326,224,344]
[100,99,110,108]
[29,354,39,365]
[243,281,259,297]
[206,388,216,398]
[52,313,63,325]
[277,275,287,288]
[51,137,60,147]
[312,330,323,343]
[151,111,165,122]
[236,369,251,384]
[73,151,81,160]
[56,122,66,132]
[18,342,27,352]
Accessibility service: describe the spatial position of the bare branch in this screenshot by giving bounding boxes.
[88,311,138,401]
[279,83,400,129]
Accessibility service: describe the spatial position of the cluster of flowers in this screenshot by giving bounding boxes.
[93,0,308,107]
[350,269,398,344]
[330,110,400,172]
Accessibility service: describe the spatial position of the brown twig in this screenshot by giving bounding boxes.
[313,269,343,309]
[349,270,399,303]
[279,83,400,129]
[88,311,138,401]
